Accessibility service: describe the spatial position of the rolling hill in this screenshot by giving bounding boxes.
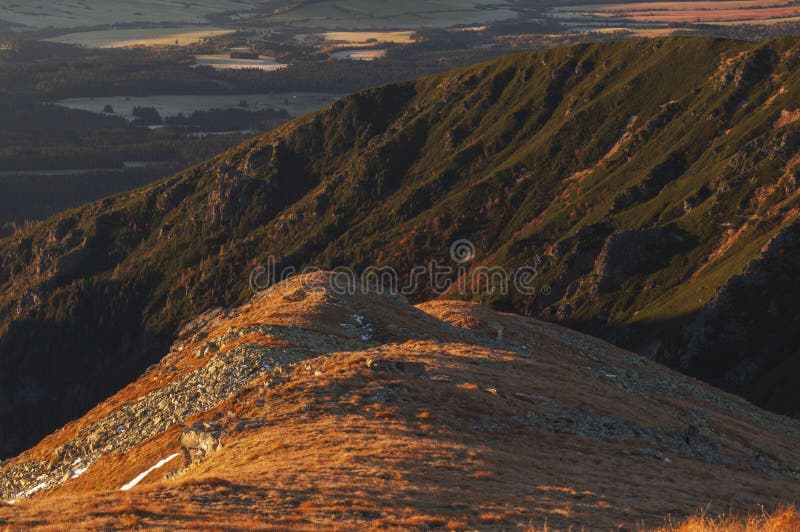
[1,273,798,528]
[3,37,800,459]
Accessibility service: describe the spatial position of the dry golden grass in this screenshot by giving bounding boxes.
[656,505,800,531]
[1,275,799,529]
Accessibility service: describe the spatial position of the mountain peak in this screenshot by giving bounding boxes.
[1,272,798,528]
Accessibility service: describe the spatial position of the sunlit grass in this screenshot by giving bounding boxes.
[46,27,236,48]
[322,31,417,44]
[655,505,800,532]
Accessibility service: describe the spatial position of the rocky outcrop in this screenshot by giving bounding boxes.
[209,176,247,226]
[552,225,694,322]
[0,321,335,501]
[180,423,222,467]
[365,358,426,377]
[612,152,688,212]
[593,227,683,294]
[670,220,800,413]
[715,47,778,92]
[1,274,799,529]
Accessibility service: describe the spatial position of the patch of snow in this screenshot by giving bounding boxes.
[341,317,373,340]
[360,324,375,341]
[120,453,180,491]
[71,464,90,479]
[18,482,47,498]
[601,371,617,379]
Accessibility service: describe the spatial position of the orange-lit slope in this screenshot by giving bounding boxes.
[1,273,798,529]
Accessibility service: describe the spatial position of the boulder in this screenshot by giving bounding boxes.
[365,358,426,377]
[180,423,223,465]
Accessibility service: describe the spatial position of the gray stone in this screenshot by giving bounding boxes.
[374,387,400,404]
[180,423,223,465]
[365,358,426,377]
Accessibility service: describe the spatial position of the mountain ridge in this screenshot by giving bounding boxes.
[3,36,800,457]
[1,273,798,529]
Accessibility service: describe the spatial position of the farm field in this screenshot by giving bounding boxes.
[45,27,237,48]
[322,31,417,44]
[4,0,520,38]
[621,7,800,23]
[268,0,519,29]
[193,55,288,71]
[53,93,343,121]
[577,27,683,37]
[8,0,800,47]
[564,0,795,12]
[553,0,800,25]
[331,49,388,60]
[715,15,800,24]
[0,1,264,31]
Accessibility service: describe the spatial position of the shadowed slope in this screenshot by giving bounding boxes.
[4,37,800,456]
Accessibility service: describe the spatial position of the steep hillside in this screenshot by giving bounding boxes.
[3,37,800,457]
[1,273,798,529]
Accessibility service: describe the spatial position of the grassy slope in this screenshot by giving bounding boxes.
[1,274,799,528]
[2,37,800,456]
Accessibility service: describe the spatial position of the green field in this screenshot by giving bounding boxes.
[271,0,518,29]
[54,93,343,121]
[0,1,264,30]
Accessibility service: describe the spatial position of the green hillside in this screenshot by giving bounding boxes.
[3,37,800,457]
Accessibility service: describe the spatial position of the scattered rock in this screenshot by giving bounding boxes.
[365,358,426,377]
[373,387,401,404]
[197,342,219,358]
[487,321,504,342]
[180,423,223,466]
[630,447,671,462]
